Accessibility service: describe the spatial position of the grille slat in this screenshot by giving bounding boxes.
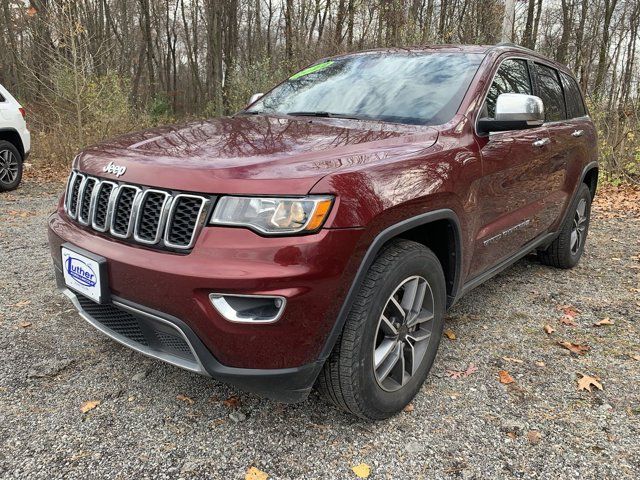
[63,172,208,251]
[92,182,115,231]
[165,195,205,249]
[110,186,139,237]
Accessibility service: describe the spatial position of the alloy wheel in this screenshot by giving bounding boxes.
[373,275,435,392]
[0,149,19,185]
[570,198,588,255]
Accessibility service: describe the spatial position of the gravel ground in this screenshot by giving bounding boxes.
[1,179,639,480]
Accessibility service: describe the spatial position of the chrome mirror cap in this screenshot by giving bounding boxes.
[495,93,544,125]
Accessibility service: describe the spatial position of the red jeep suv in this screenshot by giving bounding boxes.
[48,44,598,419]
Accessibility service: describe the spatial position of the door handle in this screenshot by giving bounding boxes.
[572,129,584,137]
[532,138,550,147]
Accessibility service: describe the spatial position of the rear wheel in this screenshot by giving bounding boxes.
[0,141,22,192]
[538,183,592,269]
[318,239,446,420]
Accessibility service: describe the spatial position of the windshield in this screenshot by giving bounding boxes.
[247,52,483,126]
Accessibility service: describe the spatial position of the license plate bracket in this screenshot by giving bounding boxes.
[61,243,110,304]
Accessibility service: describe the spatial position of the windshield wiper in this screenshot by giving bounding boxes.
[286,111,364,120]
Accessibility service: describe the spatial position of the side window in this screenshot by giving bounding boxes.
[560,72,587,118]
[533,63,566,122]
[484,59,532,118]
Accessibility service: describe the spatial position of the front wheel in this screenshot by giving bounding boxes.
[318,239,446,420]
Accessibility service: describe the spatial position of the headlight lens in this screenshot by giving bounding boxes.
[210,195,333,234]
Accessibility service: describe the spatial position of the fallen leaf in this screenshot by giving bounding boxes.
[593,318,614,326]
[443,329,456,340]
[559,316,577,327]
[527,430,542,445]
[80,400,100,413]
[19,321,32,328]
[558,341,590,355]
[447,363,477,379]
[176,394,194,405]
[506,431,517,439]
[351,463,371,478]
[557,304,580,318]
[502,356,524,364]
[223,396,241,409]
[543,324,555,334]
[245,467,269,480]
[577,373,603,392]
[403,403,414,413]
[630,354,640,361]
[498,370,515,384]
[8,300,30,308]
[535,361,545,367]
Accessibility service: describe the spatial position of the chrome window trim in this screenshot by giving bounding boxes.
[91,180,118,232]
[133,189,172,245]
[109,185,142,239]
[163,194,208,250]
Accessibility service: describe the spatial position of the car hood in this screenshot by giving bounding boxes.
[76,115,439,195]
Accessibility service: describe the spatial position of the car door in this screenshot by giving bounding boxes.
[470,57,554,277]
[528,63,576,232]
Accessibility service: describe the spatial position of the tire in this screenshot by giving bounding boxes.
[0,141,23,192]
[318,239,446,420]
[538,183,592,269]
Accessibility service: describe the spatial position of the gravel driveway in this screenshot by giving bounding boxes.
[1,179,639,479]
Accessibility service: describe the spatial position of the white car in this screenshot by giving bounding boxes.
[0,83,30,191]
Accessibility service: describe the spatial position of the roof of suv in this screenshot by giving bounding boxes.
[331,43,573,76]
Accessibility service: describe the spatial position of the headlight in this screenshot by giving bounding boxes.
[210,195,333,234]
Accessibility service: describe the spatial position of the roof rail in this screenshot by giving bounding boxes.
[494,42,535,52]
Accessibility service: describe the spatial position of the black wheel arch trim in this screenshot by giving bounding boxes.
[580,160,599,198]
[0,127,25,157]
[317,208,463,361]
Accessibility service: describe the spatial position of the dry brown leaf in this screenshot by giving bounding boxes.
[559,316,577,327]
[558,341,590,355]
[630,354,640,361]
[446,363,477,379]
[245,467,269,480]
[535,361,545,367]
[176,394,194,405]
[351,463,371,478]
[443,329,456,340]
[543,324,555,334]
[527,430,542,445]
[498,370,515,384]
[80,400,100,413]
[223,396,241,409]
[557,304,580,318]
[19,321,32,328]
[593,318,614,326]
[502,356,524,364]
[577,373,603,392]
[403,403,414,413]
[9,300,31,308]
[506,431,517,439]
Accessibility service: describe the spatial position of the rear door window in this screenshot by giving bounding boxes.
[560,72,587,118]
[533,63,566,122]
[484,59,532,118]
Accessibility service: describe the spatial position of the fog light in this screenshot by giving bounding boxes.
[209,293,286,324]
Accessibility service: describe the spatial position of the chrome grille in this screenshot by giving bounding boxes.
[64,171,209,251]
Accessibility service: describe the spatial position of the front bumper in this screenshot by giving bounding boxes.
[48,209,364,401]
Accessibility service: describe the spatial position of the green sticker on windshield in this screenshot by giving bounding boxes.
[289,61,334,80]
